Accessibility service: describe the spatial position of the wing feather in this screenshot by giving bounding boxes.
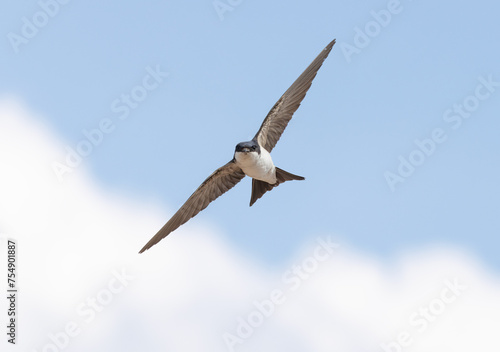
[254,39,336,152]
[139,161,245,253]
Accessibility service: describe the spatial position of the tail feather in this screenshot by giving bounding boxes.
[250,167,304,206]
[275,167,305,183]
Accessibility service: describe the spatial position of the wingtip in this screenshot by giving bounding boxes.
[138,242,152,254]
[326,38,336,51]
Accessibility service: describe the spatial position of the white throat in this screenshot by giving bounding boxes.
[235,147,276,184]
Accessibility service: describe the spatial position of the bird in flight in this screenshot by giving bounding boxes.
[139,39,336,253]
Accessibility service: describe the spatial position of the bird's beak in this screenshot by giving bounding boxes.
[241,147,251,152]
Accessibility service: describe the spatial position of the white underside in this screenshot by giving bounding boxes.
[234,148,276,184]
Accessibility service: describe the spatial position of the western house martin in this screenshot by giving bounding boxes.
[139,39,336,253]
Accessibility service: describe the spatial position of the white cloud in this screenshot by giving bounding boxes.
[0,97,499,351]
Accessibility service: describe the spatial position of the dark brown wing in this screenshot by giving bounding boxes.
[254,39,336,153]
[139,160,245,253]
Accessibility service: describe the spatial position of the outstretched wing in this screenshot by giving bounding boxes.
[139,160,245,253]
[254,39,336,153]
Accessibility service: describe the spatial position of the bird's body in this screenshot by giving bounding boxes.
[139,39,336,253]
[234,142,276,184]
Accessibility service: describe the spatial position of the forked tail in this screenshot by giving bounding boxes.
[250,167,304,206]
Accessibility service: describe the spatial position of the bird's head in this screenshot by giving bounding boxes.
[235,140,260,155]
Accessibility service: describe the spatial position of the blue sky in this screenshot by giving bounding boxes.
[1,1,500,351]
[1,0,499,269]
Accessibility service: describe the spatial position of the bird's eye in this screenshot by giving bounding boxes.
[252,145,256,149]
